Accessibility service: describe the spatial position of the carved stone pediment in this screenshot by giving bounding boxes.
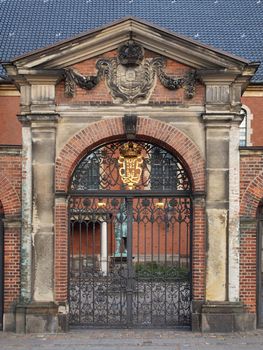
[64,41,197,104]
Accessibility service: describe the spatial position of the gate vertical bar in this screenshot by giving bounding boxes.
[126,197,133,326]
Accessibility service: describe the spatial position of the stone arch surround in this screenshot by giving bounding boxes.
[54,117,206,305]
[55,117,205,193]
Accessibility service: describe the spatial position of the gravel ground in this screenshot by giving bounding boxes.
[1,329,263,350]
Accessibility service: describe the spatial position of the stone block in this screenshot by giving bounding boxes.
[3,312,16,332]
[201,302,256,332]
[15,302,68,333]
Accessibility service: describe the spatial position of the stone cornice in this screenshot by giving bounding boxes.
[0,145,22,155]
[0,84,20,96]
[240,147,263,156]
[202,112,242,125]
[243,84,263,97]
[17,113,61,126]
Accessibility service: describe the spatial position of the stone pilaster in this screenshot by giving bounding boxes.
[30,114,60,302]
[203,113,231,301]
[199,69,253,331]
[17,116,32,303]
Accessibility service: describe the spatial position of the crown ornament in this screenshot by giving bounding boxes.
[119,142,142,158]
[118,40,144,66]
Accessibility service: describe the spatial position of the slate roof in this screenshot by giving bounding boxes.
[0,0,263,82]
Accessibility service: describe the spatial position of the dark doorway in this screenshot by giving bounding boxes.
[68,141,192,328]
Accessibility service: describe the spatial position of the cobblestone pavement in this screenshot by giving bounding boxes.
[1,329,263,350]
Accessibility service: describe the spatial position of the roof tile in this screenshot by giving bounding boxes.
[0,0,262,81]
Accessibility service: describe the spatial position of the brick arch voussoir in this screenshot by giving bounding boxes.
[0,173,21,217]
[136,118,205,192]
[56,117,205,193]
[240,172,263,218]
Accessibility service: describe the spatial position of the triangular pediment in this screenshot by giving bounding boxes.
[5,17,258,75]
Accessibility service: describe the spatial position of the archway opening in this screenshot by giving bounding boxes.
[0,201,4,330]
[257,201,263,327]
[68,140,193,328]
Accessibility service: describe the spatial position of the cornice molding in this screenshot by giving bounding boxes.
[243,85,263,97]
[0,84,20,96]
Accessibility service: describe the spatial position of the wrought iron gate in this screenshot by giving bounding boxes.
[69,141,192,328]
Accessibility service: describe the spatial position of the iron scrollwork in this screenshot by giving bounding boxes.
[70,141,191,192]
[69,196,191,327]
[63,40,198,102]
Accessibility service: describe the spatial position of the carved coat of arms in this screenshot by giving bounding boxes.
[64,40,197,104]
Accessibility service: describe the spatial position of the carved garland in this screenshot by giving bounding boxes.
[64,41,197,102]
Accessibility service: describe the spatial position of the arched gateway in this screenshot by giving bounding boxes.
[68,140,192,328]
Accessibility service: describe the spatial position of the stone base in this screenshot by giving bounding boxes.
[8,301,257,333]
[15,302,69,333]
[200,302,256,332]
[3,312,16,332]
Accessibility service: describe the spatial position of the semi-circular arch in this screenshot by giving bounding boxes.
[55,117,205,193]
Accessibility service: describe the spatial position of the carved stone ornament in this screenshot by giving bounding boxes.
[64,40,197,103]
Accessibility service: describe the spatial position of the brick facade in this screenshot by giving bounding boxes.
[240,150,263,314]
[0,150,21,314]
[0,96,21,145]
[242,96,263,146]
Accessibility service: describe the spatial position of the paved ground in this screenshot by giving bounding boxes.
[1,329,263,350]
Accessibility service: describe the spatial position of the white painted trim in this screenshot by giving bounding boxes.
[20,126,32,302]
[240,104,253,146]
[228,123,240,302]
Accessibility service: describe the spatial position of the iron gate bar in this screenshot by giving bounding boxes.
[126,197,133,326]
[69,190,192,197]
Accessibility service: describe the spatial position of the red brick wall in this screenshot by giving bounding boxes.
[192,199,206,301]
[0,96,21,145]
[55,202,68,302]
[4,228,20,312]
[241,96,263,147]
[56,50,205,106]
[0,151,22,312]
[240,151,263,313]
[239,221,257,313]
